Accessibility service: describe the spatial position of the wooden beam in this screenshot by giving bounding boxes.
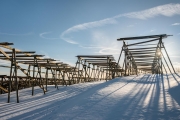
[0,55,44,57]
[128,50,156,52]
[0,42,13,45]
[0,85,8,93]
[132,55,155,58]
[76,55,113,58]
[0,51,36,54]
[130,52,155,54]
[117,34,169,41]
[126,38,159,46]
[126,47,162,51]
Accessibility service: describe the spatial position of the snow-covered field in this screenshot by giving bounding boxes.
[1,74,180,120]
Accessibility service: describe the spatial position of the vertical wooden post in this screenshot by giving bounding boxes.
[54,68,59,89]
[160,37,163,74]
[13,49,19,103]
[99,68,101,80]
[77,58,80,83]
[63,71,66,86]
[45,68,48,91]
[39,66,46,94]
[27,65,31,87]
[123,41,127,76]
[8,53,13,103]
[84,60,87,82]
[93,65,96,81]
[106,57,108,81]
[1,77,3,94]
[88,63,91,81]
[90,65,94,81]
[102,70,104,80]
[117,47,123,68]
[97,66,100,81]
[122,58,125,76]
[94,66,97,81]
[32,56,35,96]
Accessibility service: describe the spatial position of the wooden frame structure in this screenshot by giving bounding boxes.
[0,42,122,103]
[75,55,122,82]
[117,34,175,75]
[0,34,176,103]
[0,42,76,102]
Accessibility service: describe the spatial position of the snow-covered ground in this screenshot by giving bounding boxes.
[1,74,180,120]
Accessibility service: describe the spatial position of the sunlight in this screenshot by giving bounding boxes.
[157,51,161,56]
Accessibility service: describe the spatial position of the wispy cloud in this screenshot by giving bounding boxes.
[150,29,156,32]
[121,3,180,19]
[60,18,118,44]
[79,45,104,49]
[127,25,134,27]
[0,32,33,36]
[60,36,78,44]
[98,48,120,55]
[61,3,180,45]
[172,23,180,26]
[79,45,121,55]
[90,30,122,58]
[39,32,60,39]
[61,18,118,35]
[79,39,119,55]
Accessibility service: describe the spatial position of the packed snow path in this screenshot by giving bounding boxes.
[0,74,180,120]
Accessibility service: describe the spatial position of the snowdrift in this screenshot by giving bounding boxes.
[0,74,180,120]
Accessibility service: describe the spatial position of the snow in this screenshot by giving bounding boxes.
[1,74,180,120]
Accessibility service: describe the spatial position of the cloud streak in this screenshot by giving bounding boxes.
[127,25,134,27]
[79,45,104,49]
[60,35,78,44]
[121,3,180,19]
[40,32,60,39]
[62,18,117,35]
[150,29,156,32]
[172,23,180,26]
[98,48,120,55]
[61,3,180,45]
[60,18,118,44]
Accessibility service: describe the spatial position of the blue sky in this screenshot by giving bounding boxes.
[0,0,180,68]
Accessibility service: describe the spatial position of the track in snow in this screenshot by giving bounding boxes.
[0,74,180,120]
